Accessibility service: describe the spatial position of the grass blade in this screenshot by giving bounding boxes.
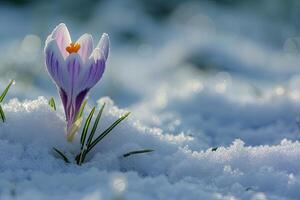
[87,112,130,153]
[212,147,218,152]
[79,104,106,164]
[86,103,105,147]
[123,149,154,158]
[0,105,5,122]
[80,107,95,146]
[53,147,70,163]
[78,107,95,164]
[75,99,88,121]
[0,80,14,103]
[48,97,56,111]
[80,107,96,147]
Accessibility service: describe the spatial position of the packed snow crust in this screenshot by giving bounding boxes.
[0,97,300,200]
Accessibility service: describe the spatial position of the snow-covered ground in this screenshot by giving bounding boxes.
[1,0,300,199]
[1,96,300,200]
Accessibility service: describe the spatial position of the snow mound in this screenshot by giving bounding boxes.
[0,97,299,199]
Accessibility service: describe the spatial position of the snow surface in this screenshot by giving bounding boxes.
[0,96,299,200]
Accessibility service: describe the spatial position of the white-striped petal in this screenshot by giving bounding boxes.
[44,39,69,91]
[96,33,110,61]
[76,33,94,63]
[47,23,72,59]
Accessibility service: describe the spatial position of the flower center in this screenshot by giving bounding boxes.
[66,43,81,54]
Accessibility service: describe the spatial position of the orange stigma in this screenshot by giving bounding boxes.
[66,43,80,54]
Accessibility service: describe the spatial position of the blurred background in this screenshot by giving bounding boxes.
[1,0,300,148]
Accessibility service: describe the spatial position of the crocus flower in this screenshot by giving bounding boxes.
[44,23,109,141]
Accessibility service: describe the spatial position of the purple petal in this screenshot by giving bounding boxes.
[65,53,83,97]
[50,23,71,59]
[76,34,93,63]
[45,40,69,91]
[75,89,89,114]
[66,103,75,129]
[96,33,109,61]
[83,49,106,90]
[59,88,68,120]
[64,54,84,125]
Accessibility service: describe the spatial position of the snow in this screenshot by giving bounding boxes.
[0,96,299,200]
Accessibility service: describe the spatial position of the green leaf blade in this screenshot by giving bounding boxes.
[123,149,154,158]
[75,99,88,121]
[86,103,105,147]
[80,107,96,146]
[87,112,130,153]
[48,97,56,111]
[212,147,218,152]
[79,104,106,165]
[0,80,14,103]
[53,147,70,163]
[0,105,5,122]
